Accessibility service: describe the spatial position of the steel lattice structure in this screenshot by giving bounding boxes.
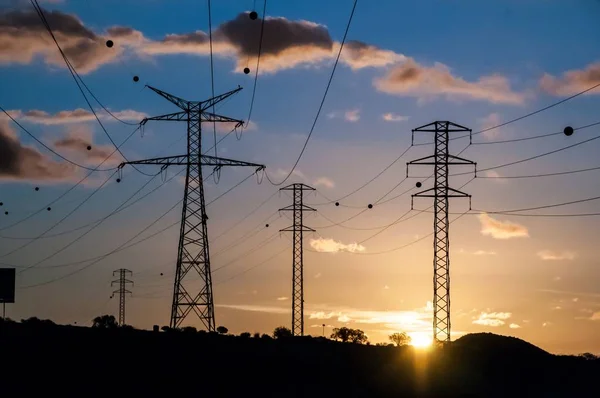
[111,268,133,326]
[279,183,315,336]
[120,86,265,331]
[407,121,476,343]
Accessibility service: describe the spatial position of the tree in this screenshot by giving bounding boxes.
[389,332,412,347]
[273,326,292,339]
[253,332,261,339]
[182,326,197,333]
[92,315,118,329]
[216,326,228,335]
[331,327,368,344]
[239,332,251,338]
[579,353,599,360]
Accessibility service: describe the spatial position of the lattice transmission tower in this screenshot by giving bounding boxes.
[119,86,265,331]
[111,268,133,326]
[279,183,315,336]
[407,121,476,343]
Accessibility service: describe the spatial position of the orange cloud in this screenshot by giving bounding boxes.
[309,238,365,254]
[478,213,529,239]
[540,61,600,96]
[374,59,526,105]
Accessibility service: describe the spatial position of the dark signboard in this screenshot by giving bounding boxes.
[0,268,16,303]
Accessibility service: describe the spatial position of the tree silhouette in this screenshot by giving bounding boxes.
[389,332,412,347]
[92,315,118,329]
[253,332,260,338]
[217,326,228,335]
[273,326,292,339]
[182,326,197,333]
[240,332,251,338]
[331,327,368,344]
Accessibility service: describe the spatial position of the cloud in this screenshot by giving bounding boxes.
[276,296,288,301]
[215,120,257,134]
[0,8,122,74]
[478,213,529,239]
[313,177,335,189]
[1,8,410,76]
[537,250,576,261]
[383,285,390,290]
[540,62,600,96]
[382,113,409,122]
[509,323,521,329]
[473,250,497,256]
[374,58,526,105]
[314,272,322,279]
[542,322,552,327]
[309,237,366,254]
[8,108,147,125]
[478,113,502,139]
[0,120,77,182]
[591,312,600,321]
[344,109,360,122]
[309,311,342,320]
[341,40,406,70]
[215,304,289,314]
[472,311,512,327]
[53,125,123,167]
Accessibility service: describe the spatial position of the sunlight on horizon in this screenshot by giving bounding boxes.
[409,333,432,348]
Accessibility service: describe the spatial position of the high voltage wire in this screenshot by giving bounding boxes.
[241,0,268,140]
[207,0,218,158]
[16,171,161,274]
[30,0,154,177]
[265,0,358,186]
[10,169,254,275]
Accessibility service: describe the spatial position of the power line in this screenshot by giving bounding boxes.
[241,0,268,139]
[30,0,154,177]
[265,0,358,186]
[0,106,118,172]
[207,0,218,158]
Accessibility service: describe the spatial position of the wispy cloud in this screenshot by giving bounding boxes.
[591,312,600,321]
[537,250,576,261]
[478,113,502,139]
[374,58,527,105]
[478,213,529,239]
[215,304,289,314]
[276,297,288,301]
[472,311,512,327]
[309,237,366,254]
[6,108,147,125]
[344,109,361,122]
[382,113,409,122]
[313,177,335,189]
[509,323,521,329]
[540,61,600,97]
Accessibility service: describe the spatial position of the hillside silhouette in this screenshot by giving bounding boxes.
[1,318,598,397]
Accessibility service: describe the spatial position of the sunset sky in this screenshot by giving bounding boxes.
[1,0,599,354]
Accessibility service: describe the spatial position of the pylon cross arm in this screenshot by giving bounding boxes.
[119,155,265,170]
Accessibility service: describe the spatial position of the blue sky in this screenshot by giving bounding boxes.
[0,0,599,353]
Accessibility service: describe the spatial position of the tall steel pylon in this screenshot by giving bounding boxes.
[407,121,476,343]
[119,86,265,331]
[111,268,133,326]
[279,183,315,336]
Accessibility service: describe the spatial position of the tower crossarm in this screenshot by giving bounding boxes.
[119,155,265,172]
[200,86,243,112]
[408,154,476,166]
[140,111,189,126]
[279,226,316,233]
[146,85,190,110]
[200,155,265,171]
[279,204,316,212]
[200,112,244,127]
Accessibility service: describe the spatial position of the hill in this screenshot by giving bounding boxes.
[1,318,598,397]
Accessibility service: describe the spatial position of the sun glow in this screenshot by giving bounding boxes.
[410,334,432,348]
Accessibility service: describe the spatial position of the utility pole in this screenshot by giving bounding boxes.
[119,86,265,331]
[111,268,133,326]
[279,183,316,336]
[407,121,476,343]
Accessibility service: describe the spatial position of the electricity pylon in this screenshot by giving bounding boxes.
[407,121,476,343]
[111,268,133,326]
[279,183,315,336]
[119,86,265,331]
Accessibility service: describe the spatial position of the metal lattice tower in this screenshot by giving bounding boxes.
[111,268,133,326]
[279,183,315,336]
[407,121,476,343]
[119,86,265,331]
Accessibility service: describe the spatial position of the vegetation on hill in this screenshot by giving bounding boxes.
[1,316,598,397]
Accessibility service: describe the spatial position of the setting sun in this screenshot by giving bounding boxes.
[410,334,433,348]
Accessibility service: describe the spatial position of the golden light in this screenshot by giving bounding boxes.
[410,333,432,348]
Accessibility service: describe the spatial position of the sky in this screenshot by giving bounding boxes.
[0,0,599,354]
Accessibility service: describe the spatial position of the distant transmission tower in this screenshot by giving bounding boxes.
[279,183,316,336]
[111,268,133,326]
[407,121,476,343]
[119,86,265,331]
